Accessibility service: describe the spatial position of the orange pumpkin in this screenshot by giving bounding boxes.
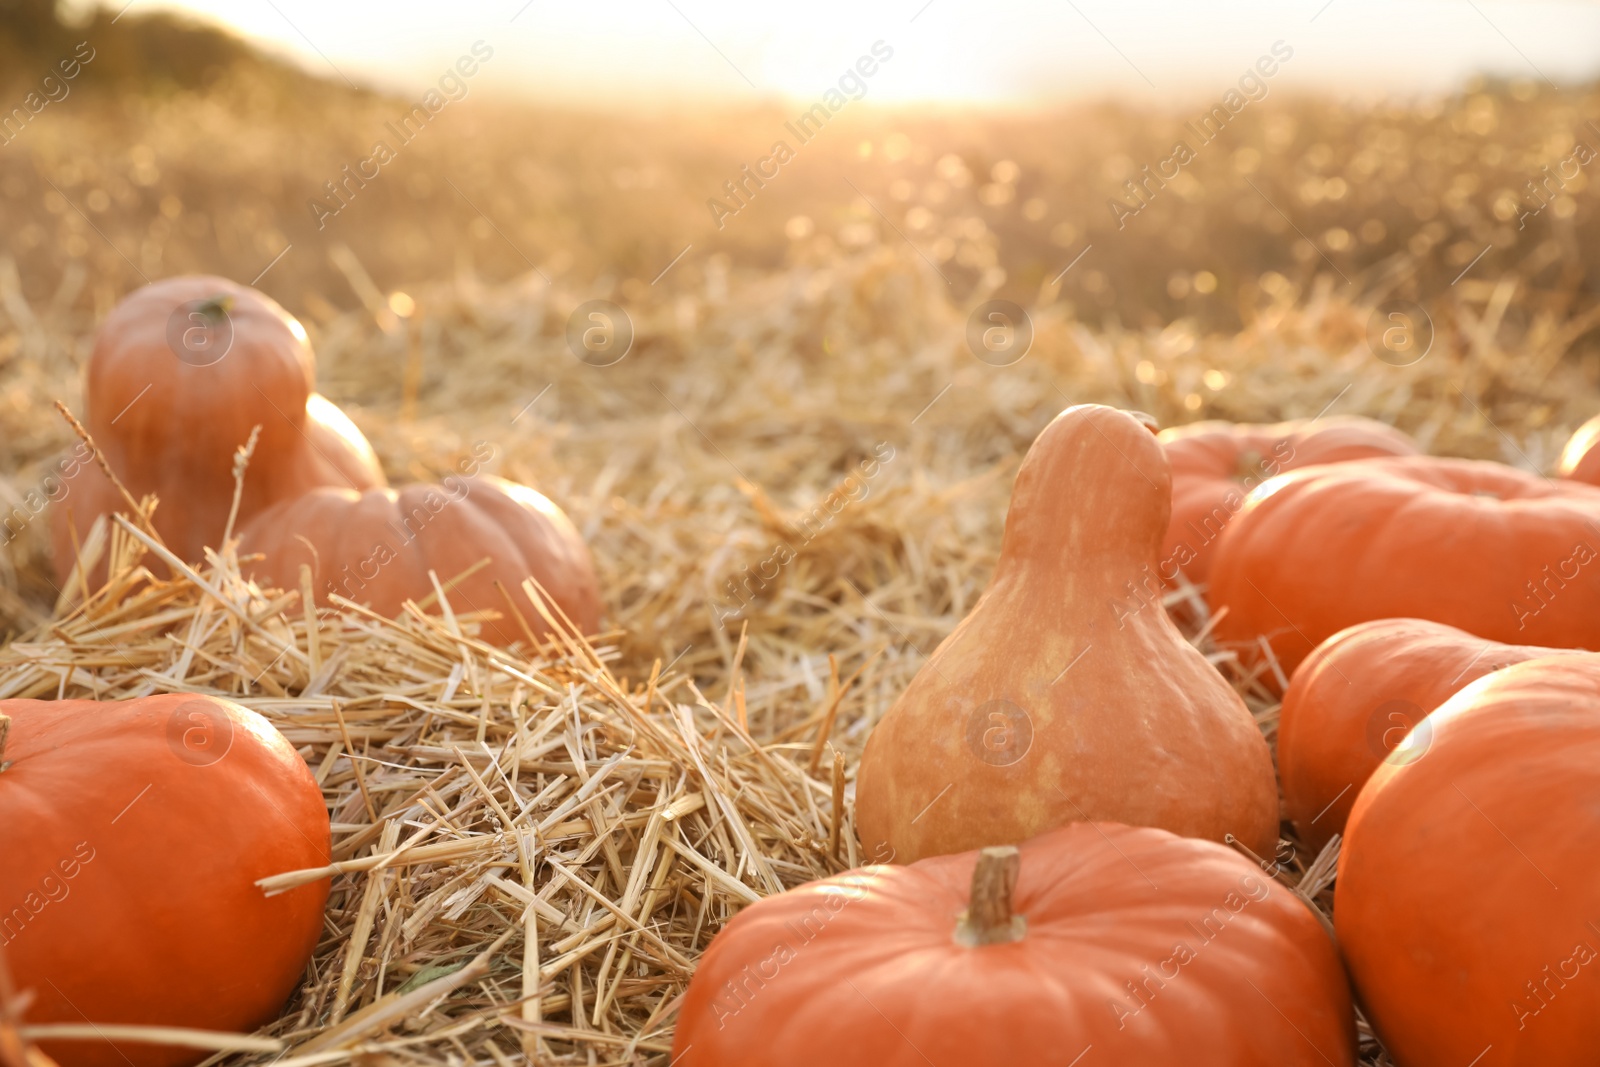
[0,694,329,1067]
[236,474,601,646]
[856,405,1278,864]
[675,822,1355,1066]
[1159,416,1416,587]
[1209,455,1600,682]
[1336,654,1600,1066]
[1280,618,1567,852]
[1556,413,1600,485]
[50,276,385,575]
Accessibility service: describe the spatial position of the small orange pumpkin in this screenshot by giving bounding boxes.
[1159,416,1416,587]
[1336,653,1600,1066]
[236,474,601,645]
[856,406,1278,864]
[676,822,1355,1066]
[1209,455,1600,681]
[1279,618,1567,852]
[0,694,329,1067]
[1556,413,1600,485]
[50,277,385,575]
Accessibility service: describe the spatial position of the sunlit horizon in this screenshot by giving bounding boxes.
[72,0,1600,109]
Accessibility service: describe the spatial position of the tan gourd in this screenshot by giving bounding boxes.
[856,405,1279,863]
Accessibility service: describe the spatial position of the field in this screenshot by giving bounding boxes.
[4,24,1600,1066]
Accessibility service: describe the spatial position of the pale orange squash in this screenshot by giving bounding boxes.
[855,405,1279,863]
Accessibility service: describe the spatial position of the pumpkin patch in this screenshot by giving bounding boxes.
[8,59,1600,1067]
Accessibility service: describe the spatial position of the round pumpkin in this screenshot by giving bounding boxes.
[0,694,329,1067]
[54,276,386,571]
[1159,416,1416,587]
[675,821,1355,1066]
[1208,455,1600,682]
[1336,653,1600,1066]
[236,474,601,646]
[1280,618,1568,853]
[1556,413,1600,486]
[856,405,1278,864]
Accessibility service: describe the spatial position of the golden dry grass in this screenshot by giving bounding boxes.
[4,68,1600,1067]
[3,64,1600,333]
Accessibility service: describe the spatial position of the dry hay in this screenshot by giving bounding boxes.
[3,499,861,1066]
[3,246,1600,1065]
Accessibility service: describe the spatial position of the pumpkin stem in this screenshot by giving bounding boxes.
[955,845,1026,946]
[1235,449,1266,480]
[194,294,234,322]
[1128,410,1160,435]
[0,713,9,772]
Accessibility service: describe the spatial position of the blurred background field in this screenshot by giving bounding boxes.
[3,4,1600,1061]
[5,21,1600,330]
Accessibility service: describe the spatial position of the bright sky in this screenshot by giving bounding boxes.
[120,0,1600,107]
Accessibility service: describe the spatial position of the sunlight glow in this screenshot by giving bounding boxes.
[88,0,1600,107]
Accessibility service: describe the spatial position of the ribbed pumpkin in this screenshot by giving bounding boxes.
[855,405,1279,864]
[1556,413,1600,485]
[675,822,1356,1067]
[1336,654,1600,1067]
[1209,455,1600,681]
[49,276,385,576]
[0,694,329,1067]
[1159,416,1416,586]
[1280,618,1566,852]
[236,475,601,646]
